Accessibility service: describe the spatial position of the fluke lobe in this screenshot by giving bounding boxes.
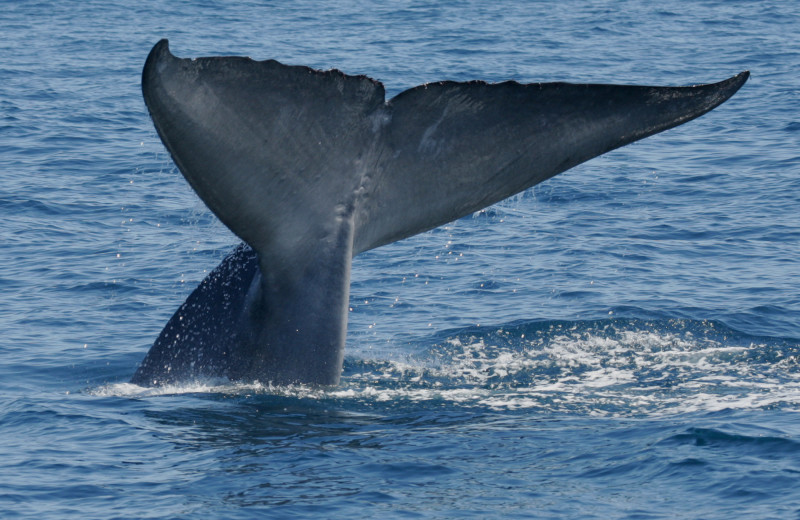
[131,39,748,387]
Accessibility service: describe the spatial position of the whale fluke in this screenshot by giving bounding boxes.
[131,39,747,386]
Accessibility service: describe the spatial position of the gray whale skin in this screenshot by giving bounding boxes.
[131,39,748,387]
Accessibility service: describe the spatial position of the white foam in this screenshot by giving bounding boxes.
[91,379,274,398]
[90,324,800,417]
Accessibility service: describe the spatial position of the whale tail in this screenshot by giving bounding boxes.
[131,39,747,386]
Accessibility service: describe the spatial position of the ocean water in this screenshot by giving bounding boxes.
[1,0,799,518]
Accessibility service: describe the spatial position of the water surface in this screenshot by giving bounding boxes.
[1,1,799,518]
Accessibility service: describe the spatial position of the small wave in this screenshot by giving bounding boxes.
[662,427,800,454]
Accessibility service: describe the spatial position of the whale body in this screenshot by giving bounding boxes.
[131,39,748,387]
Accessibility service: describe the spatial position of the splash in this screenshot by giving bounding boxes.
[95,319,800,417]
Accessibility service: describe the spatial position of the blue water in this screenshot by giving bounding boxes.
[2,0,799,518]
